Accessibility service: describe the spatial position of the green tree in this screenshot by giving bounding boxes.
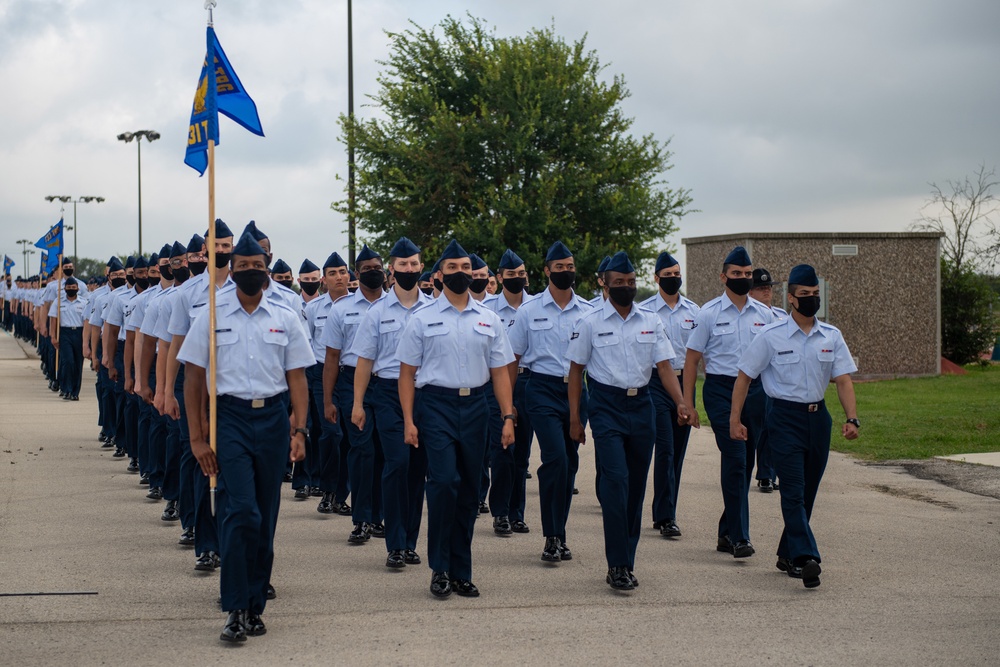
[335,15,692,293]
[940,259,998,365]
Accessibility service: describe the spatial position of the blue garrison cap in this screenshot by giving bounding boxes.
[170,241,187,259]
[418,271,431,282]
[64,277,78,288]
[271,259,292,274]
[488,269,495,277]
[545,241,573,262]
[431,260,441,273]
[61,256,73,266]
[389,236,420,258]
[243,220,267,241]
[133,256,148,270]
[125,256,136,270]
[655,252,679,272]
[107,256,125,272]
[186,234,205,254]
[159,244,172,259]
[498,249,524,270]
[724,245,752,267]
[232,231,267,258]
[470,253,487,271]
[597,256,611,273]
[438,239,470,262]
[106,256,119,268]
[148,253,159,266]
[299,258,319,274]
[605,251,635,274]
[787,264,819,287]
[349,270,357,281]
[207,218,234,239]
[356,244,381,263]
[323,252,347,270]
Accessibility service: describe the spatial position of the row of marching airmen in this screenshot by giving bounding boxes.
[1,221,859,642]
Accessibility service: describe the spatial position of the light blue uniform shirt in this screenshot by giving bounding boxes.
[304,293,337,364]
[48,295,88,327]
[106,287,140,341]
[167,272,234,338]
[84,284,110,320]
[319,289,384,368]
[588,295,605,308]
[508,288,592,377]
[126,284,162,332]
[738,317,857,403]
[90,285,129,328]
[685,293,774,377]
[638,292,701,371]
[177,291,315,400]
[567,299,675,389]
[395,295,514,389]
[350,289,435,379]
[140,286,174,353]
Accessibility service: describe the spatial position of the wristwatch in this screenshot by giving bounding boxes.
[502,414,516,423]
[846,418,860,428]
[293,427,309,437]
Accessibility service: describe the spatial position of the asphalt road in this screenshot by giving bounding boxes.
[1,329,997,666]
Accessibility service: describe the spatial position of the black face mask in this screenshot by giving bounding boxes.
[111,277,127,289]
[442,271,473,295]
[300,281,321,296]
[420,286,435,296]
[135,277,149,290]
[659,276,682,295]
[502,277,527,295]
[66,290,79,299]
[348,286,358,293]
[609,285,637,307]
[275,278,294,290]
[215,252,231,269]
[470,278,489,294]
[161,266,173,281]
[393,271,420,291]
[432,278,443,292]
[359,269,385,290]
[63,268,74,277]
[232,269,268,296]
[726,277,752,296]
[125,274,135,287]
[172,266,190,284]
[793,295,821,318]
[188,261,207,276]
[549,270,575,291]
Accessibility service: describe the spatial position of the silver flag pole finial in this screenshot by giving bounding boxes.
[205,0,217,26]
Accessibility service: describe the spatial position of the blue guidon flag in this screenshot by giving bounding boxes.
[35,218,63,274]
[184,26,264,176]
[3,255,14,275]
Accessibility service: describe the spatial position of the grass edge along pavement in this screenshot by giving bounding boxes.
[692,364,1000,461]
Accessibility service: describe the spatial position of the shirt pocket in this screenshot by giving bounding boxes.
[424,324,449,338]
[712,324,736,336]
[592,332,620,348]
[263,329,289,347]
[528,318,554,331]
[680,320,696,330]
[379,319,403,334]
[774,353,800,365]
[816,350,835,363]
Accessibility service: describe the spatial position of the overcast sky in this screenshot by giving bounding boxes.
[2,0,998,277]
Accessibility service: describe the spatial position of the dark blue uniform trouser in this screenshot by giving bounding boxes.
[216,394,289,615]
[95,339,105,430]
[588,381,655,570]
[306,363,347,499]
[755,396,776,482]
[769,398,831,564]
[163,411,181,502]
[702,374,765,543]
[374,377,427,552]
[335,366,383,524]
[113,344,127,450]
[650,369,694,524]
[175,365,219,554]
[57,327,83,397]
[418,387,489,580]
[143,366,165,486]
[96,343,115,439]
[292,367,322,490]
[486,372,533,521]
[526,373,587,542]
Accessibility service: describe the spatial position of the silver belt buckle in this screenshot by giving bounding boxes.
[562,375,569,384]
[518,367,525,374]
[808,403,818,413]
[627,388,638,397]
[251,398,265,409]
[459,387,471,397]
[675,369,683,377]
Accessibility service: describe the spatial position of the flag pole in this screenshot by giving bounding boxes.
[206,0,219,518]
[55,253,61,374]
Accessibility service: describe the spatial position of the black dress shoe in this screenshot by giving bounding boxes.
[309,486,323,498]
[627,570,639,588]
[266,584,276,600]
[800,559,822,588]
[112,447,126,458]
[245,612,266,636]
[493,516,512,536]
[757,479,774,493]
[294,487,309,500]
[178,526,195,546]
[369,522,386,538]
[559,543,573,561]
[451,578,480,597]
[70,395,79,401]
[195,550,220,571]
[660,520,682,538]
[126,459,139,474]
[99,433,109,443]
[161,500,180,522]
[541,536,562,562]
[511,520,530,534]
[220,610,247,642]
[146,487,163,500]
[717,535,733,553]
[348,523,371,543]
[526,471,532,479]
[139,473,150,486]
[102,438,114,449]
[732,540,755,558]
[282,472,293,483]
[776,557,802,578]
[430,571,452,598]
[572,487,579,495]
[478,501,489,515]
[404,549,421,565]
[386,550,406,568]
[337,502,353,516]
[652,520,665,531]
[317,492,335,513]
[606,566,635,591]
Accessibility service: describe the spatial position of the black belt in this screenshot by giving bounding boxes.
[531,372,570,384]
[706,373,761,386]
[517,367,531,376]
[419,384,487,397]
[60,326,82,330]
[772,398,826,413]
[339,364,356,378]
[217,393,286,409]
[650,367,683,378]
[588,378,649,398]
[372,374,398,385]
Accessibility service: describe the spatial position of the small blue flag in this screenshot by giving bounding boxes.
[35,219,64,274]
[184,26,264,176]
[3,255,13,275]
[40,251,48,275]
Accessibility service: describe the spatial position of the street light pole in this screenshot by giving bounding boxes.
[45,195,105,261]
[17,239,31,275]
[117,130,160,254]
[347,0,356,266]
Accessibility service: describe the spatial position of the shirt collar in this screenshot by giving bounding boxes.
[601,296,639,322]
[437,292,482,314]
[786,316,827,339]
[721,291,755,314]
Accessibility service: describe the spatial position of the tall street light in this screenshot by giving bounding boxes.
[117,130,159,254]
[16,239,34,275]
[44,195,105,261]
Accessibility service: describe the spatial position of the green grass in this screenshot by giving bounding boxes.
[691,364,1000,461]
